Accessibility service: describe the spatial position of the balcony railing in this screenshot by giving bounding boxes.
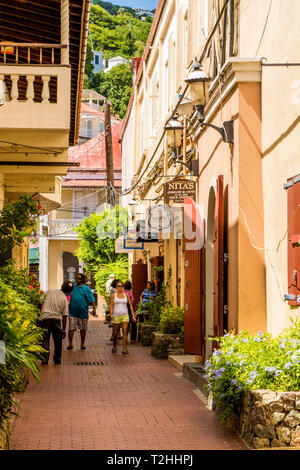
[48,219,79,237]
[0,71,57,103]
[0,43,67,65]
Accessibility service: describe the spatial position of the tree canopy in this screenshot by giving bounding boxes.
[89,4,152,61]
[90,63,133,118]
[75,205,128,269]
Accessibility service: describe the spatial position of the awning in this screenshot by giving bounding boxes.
[29,247,39,264]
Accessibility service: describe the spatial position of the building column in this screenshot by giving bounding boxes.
[39,216,49,291]
[61,0,69,65]
[0,173,5,210]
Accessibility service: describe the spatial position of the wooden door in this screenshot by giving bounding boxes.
[184,197,204,355]
[63,251,79,283]
[213,175,225,338]
[151,255,164,291]
[131,263,148,310]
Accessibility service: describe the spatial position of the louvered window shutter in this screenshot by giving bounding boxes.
[286,175,300,305]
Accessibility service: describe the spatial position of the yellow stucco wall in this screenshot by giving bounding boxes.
[48,239,79,289]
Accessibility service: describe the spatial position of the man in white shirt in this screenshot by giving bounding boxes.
[40,281,74,365]
[105,274,115,296]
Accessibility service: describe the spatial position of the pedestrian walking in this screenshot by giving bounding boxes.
[39,281,74,365]
[109,278,123,341]
[110,280,136,354]
[67,273,96,351]
[105,273,115,297]
[124,280,135,341]
[140,281,157,304]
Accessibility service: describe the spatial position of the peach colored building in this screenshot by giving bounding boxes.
[121,0,300,358]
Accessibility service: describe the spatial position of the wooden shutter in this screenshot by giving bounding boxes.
[184,197,204,355]
[213,175,224,337]
[287,175,300,305]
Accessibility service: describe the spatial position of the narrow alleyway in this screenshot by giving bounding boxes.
[10,314,247,450]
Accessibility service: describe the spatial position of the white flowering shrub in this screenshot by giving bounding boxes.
[205,319,300,422]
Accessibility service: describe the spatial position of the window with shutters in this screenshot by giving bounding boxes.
[176,7,188,93]
[168,34,175,112]
[72,189,99,220]
[286,174,300,306]
[86,119,93,138]
[151,75,159,137]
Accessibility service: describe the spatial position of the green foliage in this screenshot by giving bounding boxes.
[93,1,135,16]
[75,205,128,267]
[0,194,41,250]
[0,262,45,309]
[205,319,300,422]
[90,63,133,118]
[0,195,45,440]
[135,282,167,327]
[0,280,45,439]
[85,37,95,79]
[159,304,184,335]
[94,258,129,298]
[89,4,152,61]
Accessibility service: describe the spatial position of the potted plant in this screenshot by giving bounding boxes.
[151,304,184,359]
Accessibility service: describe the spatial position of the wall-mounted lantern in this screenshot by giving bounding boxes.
[185,57,234,143]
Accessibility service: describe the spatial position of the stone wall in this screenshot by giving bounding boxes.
[239,390,300,448]
[151,332,184,359]
[140,325,157,346]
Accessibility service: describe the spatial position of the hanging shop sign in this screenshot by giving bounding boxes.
[164,179,196,205]
[115,236,133,254]
[123,229,144,250]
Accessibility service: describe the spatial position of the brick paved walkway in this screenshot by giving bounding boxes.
[10,316,247,450]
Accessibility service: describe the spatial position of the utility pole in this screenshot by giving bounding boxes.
[129,22,133,56]
[104,101,115,206]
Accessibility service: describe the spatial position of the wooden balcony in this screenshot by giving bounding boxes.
[48,219,79,239]
[0,43,70,131]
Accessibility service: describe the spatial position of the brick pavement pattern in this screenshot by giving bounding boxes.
[10,316,247,450]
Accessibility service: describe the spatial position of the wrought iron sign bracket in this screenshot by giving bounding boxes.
[199,120,234,144]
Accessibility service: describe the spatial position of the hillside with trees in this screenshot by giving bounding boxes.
[85,3,153,118]
[88,3,152,61]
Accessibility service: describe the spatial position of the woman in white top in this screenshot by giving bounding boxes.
[110,280,135,354]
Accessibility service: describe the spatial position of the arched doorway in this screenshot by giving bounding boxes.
[205,185,216,358]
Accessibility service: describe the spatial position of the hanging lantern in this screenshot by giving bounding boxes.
[164,114,184,148]
[0,41,14,55]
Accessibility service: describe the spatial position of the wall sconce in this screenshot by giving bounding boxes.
[185,57,234,144]
[128,196,138,206]
[164,114,184,159]
[164,113,199,176]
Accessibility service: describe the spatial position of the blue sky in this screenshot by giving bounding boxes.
[106,0,158,10]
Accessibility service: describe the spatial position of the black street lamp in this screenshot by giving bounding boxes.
[185,57,234,143]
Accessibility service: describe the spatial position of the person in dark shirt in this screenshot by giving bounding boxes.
[140,281,156,303]
[67,273,96,351]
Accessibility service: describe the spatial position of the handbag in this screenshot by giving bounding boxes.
[126,295,133,323]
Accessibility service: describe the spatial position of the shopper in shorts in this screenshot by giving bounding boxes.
[110,280,135,354]
[67,273,96,351]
